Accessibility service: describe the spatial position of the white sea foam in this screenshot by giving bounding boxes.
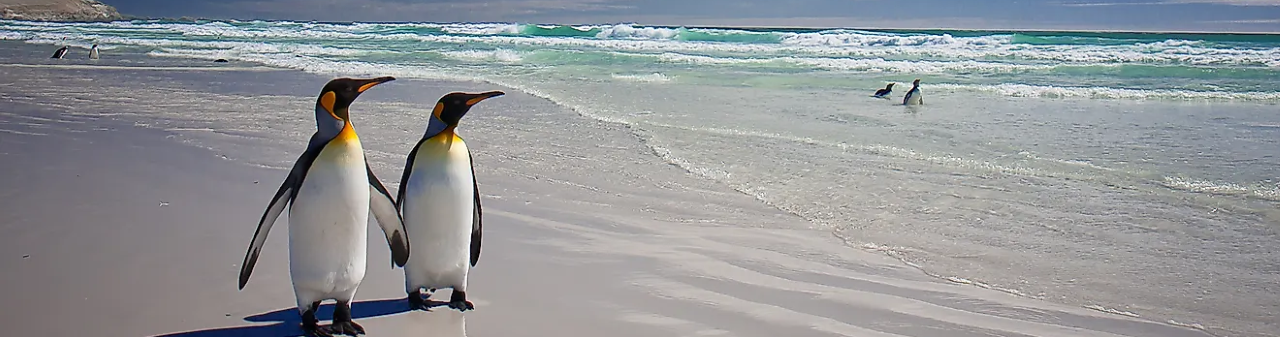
[1161,176,1280,201]
[595,24,680,40]
[652,52,1051,73]
[929,83,1280,101]
[10,20,1280,68]
[780,30,1005,47]
[610,73,673,83]
[7,19,1280,102]
[440,49,525,63]
[438,23,522,35]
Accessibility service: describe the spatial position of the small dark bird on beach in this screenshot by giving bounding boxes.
[903,79,924,105]
[872,83,894,99]
[50,37,68,59]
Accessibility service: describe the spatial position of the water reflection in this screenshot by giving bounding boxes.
[402,307,467,337]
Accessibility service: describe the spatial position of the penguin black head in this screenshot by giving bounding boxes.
[315,76,396,121]
[912,78,921,86]
[431,91,505,126]
[885,83,895,89]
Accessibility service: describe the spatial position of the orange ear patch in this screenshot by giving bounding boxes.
[432,102,444,118]
[320,91,340,120]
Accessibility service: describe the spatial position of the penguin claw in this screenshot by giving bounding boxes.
[325,321,365,336]
[447,300,475,312]
[407,292,430,311]
[447,289,474,312]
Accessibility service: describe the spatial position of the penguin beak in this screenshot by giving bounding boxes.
[356,76,396,93]
[465,91,505,106]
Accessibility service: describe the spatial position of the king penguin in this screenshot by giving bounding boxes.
[88,44,99,60]
[398,90,505,312]
[903,78,923,105]
[50,38,68,59]
[237,76,410,337]
[872,83,894,99]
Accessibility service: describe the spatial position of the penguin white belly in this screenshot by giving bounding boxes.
[288,137,369,306]
[905,89,923,105]
[403,137,474,291]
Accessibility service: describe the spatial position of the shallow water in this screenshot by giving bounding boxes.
[2,20,1278,336]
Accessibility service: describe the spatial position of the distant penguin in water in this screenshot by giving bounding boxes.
[872,83,894,99]
[903,79,923,105]
[88,44,100,60]
[50,38,68,59]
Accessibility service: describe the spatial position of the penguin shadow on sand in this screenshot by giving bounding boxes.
[152,298,466,337]
[903,104,924,115]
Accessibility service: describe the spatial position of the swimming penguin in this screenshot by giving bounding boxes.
[238,76,410,337]
[398,90,505,312]
[88,44,99,60]
[903,79,923,105]
[50,38,67,59]
[872,83,894,99]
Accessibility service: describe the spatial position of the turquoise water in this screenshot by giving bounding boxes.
[4,20,1280,98]
[3,19,1279,336]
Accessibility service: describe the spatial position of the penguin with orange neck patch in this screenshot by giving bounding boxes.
[237,77,410,337]
[398,90,504,312]
[903,78,924,105]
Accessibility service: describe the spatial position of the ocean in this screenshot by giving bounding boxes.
[2,19,1278,335]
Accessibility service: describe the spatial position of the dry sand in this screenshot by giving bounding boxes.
[0,49,1222,337]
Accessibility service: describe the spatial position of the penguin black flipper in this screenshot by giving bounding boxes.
[366,158,410,267]
[238,133,327,290]
[396,137,429,213]
[469,151,483,267]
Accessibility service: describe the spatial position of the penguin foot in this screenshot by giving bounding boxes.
[303,325,332,337]
[301,301,327,337]
[408,291,430,311]
[323,321,365,336]
[447,300,474,311]
[447,290,475,312]
[324,300,365,336]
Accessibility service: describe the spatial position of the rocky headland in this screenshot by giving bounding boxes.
[0,0,122,22]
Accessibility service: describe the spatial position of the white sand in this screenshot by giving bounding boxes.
[0,58,1225,337]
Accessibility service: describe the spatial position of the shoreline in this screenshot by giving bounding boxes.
[0,43,1265,336]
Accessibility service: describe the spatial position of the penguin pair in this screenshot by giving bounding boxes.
[50,40,99,60]
[870,79,924,105]
[237,77,502,337]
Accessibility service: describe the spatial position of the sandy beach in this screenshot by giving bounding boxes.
[0,41,1238,337]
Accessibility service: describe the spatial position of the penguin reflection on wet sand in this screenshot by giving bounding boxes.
[398,90,505,312]
[237,77,410,337]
